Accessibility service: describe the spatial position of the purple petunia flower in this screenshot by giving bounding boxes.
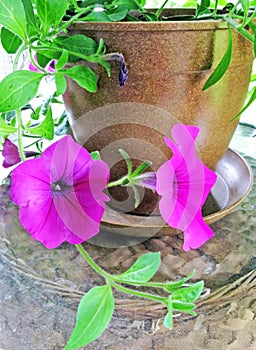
[10,136,110,249]
[2,139,38,168]
[156,124,217,251]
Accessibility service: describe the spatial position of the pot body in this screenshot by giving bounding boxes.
[63,10,253,213]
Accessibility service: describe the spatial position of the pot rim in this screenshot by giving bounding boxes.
[69,8,229,32]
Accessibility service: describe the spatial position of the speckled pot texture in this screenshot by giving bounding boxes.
[63,9,253,170]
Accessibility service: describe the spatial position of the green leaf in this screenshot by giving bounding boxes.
[119,0,141,10]
[0,27,22,54]
[231,85,256,121]
[131,161,152,178]
[35,0,68,36]
[61,65,98,93]
[21,0,38,36]
[65,285,114,349]
[25,106,54,140]
[119,148,133,175]
[55,50,69,69]
[91,151,101,160]
[164,270,196,292]
[203,27,233,90]
[0,118,17,137]
[163,295,173,329]
[55,73,67,95]
[107,6,129,21]
[118,252,161,283]
[172,281,204,303]
[36,52,52,69]
[83,10,110,22]
[172,301,197,316]
[0,71,44,113]
[0,0,27,41]
[53,35,98,62]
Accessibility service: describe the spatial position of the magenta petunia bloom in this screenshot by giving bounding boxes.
[10,136,110,249]
[156,124,217,251]
[2,139,39,168]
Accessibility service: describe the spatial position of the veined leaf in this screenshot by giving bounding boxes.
[117,252,161,283]
[25,106,54,140]
[0,0,27,41]
[0,71,44,112]
[0,27,22,54]
[203,27,233,90]
[65,285,114,349]
[35,0,68,36]
[21,0,38,36]
[61,65,98,93]
[55,73,67,95]
[172,281,204,303]
[172,301,197,316]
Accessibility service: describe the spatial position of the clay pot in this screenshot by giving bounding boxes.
[62,9,254,214]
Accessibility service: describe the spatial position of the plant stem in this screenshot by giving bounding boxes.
[155,0,169,18]
[16,109,26,161]
[13,43,27,71]
[111,281,168,304]
[76,244,111,280]
[224,17,254,42]
[107,176,128,188]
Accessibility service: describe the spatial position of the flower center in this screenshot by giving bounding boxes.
[51,179,70,194]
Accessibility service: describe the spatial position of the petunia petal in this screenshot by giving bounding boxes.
[182,213,215,251]
[10,158,50,206]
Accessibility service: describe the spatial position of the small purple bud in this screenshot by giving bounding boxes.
[133,172,157,192]
[103,53,128,87]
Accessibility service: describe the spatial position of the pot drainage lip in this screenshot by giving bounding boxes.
[102,148,253,231]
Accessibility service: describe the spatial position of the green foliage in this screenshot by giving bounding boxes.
[0,27,22,54]
[203,27,233,90]
[60,65,98,92]
[34,0,68,36]
[118,252,161,282]
[0,0,27,41]
[0,71,44,112]
[65,285,114,350]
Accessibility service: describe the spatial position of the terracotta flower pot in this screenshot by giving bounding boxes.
[62,9,254,214]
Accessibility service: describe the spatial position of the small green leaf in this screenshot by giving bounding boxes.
[36,52,52,69]
[61,65,98,93]
[35,0,68,36]
[65,285,114,350]
[83,10,110,22]
[107,6,129,21]
[164,270,195,292]
[26,106,54,140]
[0,118,17,137]
[0,71,44,112]
[172,281,204,303]
[55,73,67,95]
[203,27,233,90]
[91,151,101,160]
[163,295,173,329]
[172,301,197,316]
[131,161,152,178]
[231,85,256,121]
[55,50,69,70]
[119,148,133,175]
[118,252,161,283]
[0,0,27,41]
[53,35,98,63]
[21,0,38,36]
[0,27,22,54]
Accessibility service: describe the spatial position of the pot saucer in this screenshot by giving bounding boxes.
[100,149,253,238]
